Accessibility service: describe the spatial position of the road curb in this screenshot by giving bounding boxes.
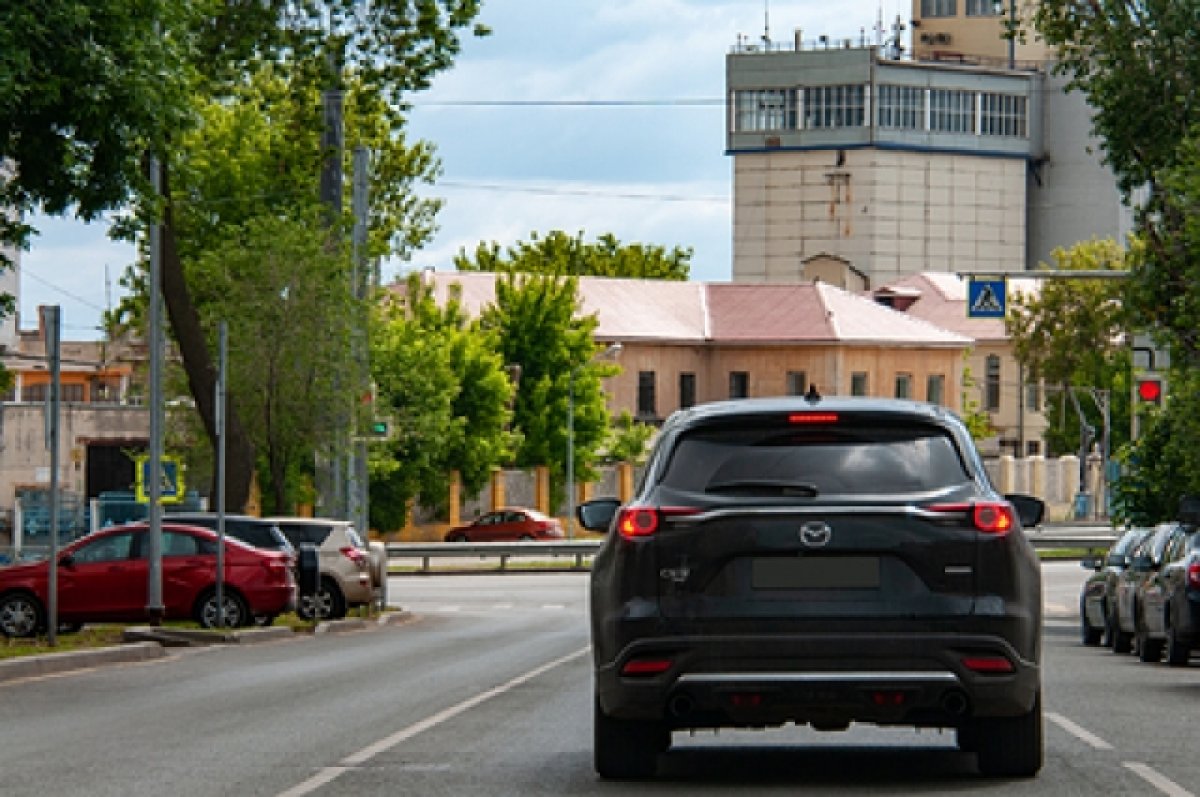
[0,612,415,683]
[0,641,166,684]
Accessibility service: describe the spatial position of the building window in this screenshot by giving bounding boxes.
[786,370,808,396]
[985,355,1001,411]
[877,85,923,130]
[966,0,1000,14]
[1026,441,1041,457]
[850,372,869,397]
[980,93,1027,138]
[733,89,796,131]
[927,374,946,405]
[729,371,749,399]
[895,373,913,399]
[679,372,696,409]
[921,0,957,16]
[1025,380,1041,411]
[637,371,657,418]
[61,384,85,403]
[803,84,867,129]
[930,89,976,134]
[22,384,48,403]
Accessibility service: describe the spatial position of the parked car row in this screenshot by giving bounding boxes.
[1079,517,1200,666]
[0,521,296,636]
[0,513,391,637]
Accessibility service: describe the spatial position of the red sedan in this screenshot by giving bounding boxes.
[444,508,565,542]
[0,522,296,637]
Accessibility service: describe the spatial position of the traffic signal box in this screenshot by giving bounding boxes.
[1136,375,1166,405]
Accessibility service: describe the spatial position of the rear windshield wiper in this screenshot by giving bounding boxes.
[704,479,820,497]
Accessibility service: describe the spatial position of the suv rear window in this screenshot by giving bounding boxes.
[660,420,971,495]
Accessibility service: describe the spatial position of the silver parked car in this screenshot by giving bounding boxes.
[266,517,383,619]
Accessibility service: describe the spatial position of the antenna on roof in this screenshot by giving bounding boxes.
[805,384,822,403]
[762,0,771,46]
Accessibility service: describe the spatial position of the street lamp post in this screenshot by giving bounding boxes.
[567,343,622,538]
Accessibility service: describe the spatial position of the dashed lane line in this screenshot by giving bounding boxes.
[1124,762,1196,797]
[1046,711,1113,750]
[275,646,589,797]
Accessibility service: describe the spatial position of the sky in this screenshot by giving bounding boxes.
[19,0,906,340]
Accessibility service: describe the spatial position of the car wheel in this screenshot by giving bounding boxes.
[297,578,347,621]
[447,533,468,543]
[1165,615,1191,667]
[0,592,45,638]
[196,589,251,629]
[1102,600,1117,648]
[1136,623,1164,663]
[593,695,668,780]
[1111,623,1133,654]
[973,691,1043,778]
[1080,597,1102,646]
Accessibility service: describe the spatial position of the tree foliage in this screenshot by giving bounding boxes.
[1034,2,1200,519]
[369,274,515,531]
[194,210,358,513]
[480,273,617,501]
[1005,239,1131,457]
[455,230,693,280]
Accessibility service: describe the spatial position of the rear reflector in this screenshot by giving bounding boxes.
[870,690,909,707]
[620,658,674,677]
[340,546,368,566]
[961,655,1015,674]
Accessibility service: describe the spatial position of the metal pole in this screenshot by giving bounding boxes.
[567,370,575,539]
[147,154,164,625]
[43,306,60,646]
[216,322,227,627]
[1008,0,1016,69]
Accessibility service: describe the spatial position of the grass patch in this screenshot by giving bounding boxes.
[1,625,127,659]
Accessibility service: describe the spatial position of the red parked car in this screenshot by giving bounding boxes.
[0,522,296,637]
[444,508,565,542]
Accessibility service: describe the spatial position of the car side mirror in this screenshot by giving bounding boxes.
[1080,557,1101,572]
[577,498,621,533]
[1005,494,1045,529]
[1106,554,1128,569]
[58,553,75,568]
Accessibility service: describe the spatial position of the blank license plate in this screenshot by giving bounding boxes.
[753,557,880,590]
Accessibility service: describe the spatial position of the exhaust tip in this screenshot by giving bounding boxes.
[941,690,970,717]
[668,693,695,719]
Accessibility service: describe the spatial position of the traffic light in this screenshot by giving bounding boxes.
[1135,375,1165,405]
[368,417,391,438]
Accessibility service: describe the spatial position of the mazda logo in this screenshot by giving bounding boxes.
[800,521,832,548]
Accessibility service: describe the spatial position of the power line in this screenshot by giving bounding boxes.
[21,267,111,314]
[435,180,728,205]
[417,98,723,107]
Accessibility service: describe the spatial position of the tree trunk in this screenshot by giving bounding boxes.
[159,164,256,512]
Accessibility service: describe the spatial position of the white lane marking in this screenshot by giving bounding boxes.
[541,604,566,610]
[1046,711,1113,750]
[276,646,589,797]
[1124,762,1196,797]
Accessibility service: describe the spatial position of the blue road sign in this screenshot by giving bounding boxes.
[135,456,184,504]
[967,277,1007,319]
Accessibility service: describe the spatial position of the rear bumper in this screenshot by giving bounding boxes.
[595,631,1040,729]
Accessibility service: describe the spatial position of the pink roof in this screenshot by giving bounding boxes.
[397,270,971,348]
[876,272,1039,343]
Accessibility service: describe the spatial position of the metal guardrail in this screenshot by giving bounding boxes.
[385,525,1121,573]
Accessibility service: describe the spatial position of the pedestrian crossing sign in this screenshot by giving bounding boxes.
[967,277,1007,319]
[135,456,184,504]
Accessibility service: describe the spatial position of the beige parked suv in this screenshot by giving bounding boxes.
[267,518,385,620]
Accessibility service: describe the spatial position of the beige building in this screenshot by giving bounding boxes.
[410,271,972,423]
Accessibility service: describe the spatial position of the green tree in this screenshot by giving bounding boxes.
[605,411,656,465]
[455,230,693,280]
[369,274,515,530]
[193,210,358,513]
[1005,239,1131,457]
[480,273,617,503]
[2,0,486,511]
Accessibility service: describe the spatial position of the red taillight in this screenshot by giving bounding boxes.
[340,546,367,566]
[261,558,290,581]
[620,657,674,677]
[927,501,1014,535]
[788,412,839,424]
[1188,562,1200,590]
[616,507,700,539]
[961,655,1015,674]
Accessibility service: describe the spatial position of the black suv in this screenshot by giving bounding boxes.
[578,396,1045,779]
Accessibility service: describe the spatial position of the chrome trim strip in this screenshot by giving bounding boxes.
[671,503,965,522]
[676,671,960,685]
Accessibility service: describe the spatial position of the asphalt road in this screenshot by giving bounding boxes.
[0,564,1195,796]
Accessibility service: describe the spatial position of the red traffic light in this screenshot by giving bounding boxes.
[1137,377,1164,403]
